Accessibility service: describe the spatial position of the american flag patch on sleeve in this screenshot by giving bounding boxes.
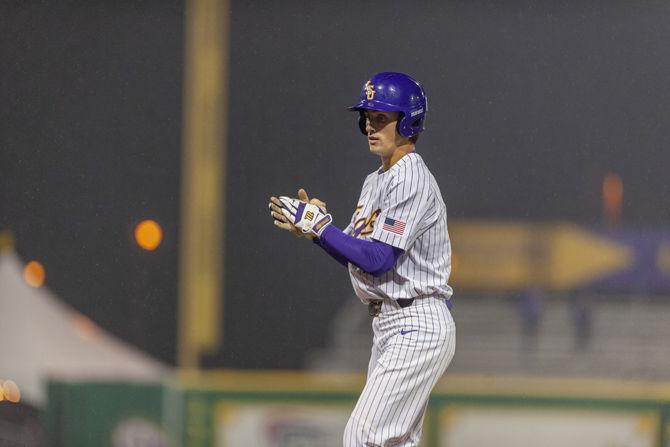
[382,217,406,236]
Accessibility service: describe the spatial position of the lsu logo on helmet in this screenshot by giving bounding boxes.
[364,81,376,100]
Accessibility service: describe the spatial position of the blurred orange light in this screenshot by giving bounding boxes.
[602,172,623,225]
[23,260,46,288]
[2,380,20,403]
[135,220,163,251]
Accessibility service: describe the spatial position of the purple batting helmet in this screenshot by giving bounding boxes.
[348,72,428,138]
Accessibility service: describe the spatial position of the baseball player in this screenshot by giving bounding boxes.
[269,72,455,447]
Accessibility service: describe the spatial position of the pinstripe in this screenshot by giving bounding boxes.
[343,152,455,447]
[343,298,455,446]
[348,154,452,302]
[380,302,425,442]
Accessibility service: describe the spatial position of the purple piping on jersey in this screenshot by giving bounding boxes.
[313,225,403,277]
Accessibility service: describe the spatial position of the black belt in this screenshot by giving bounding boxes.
[368,298,414,317]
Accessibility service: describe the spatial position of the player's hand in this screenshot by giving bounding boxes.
[269,196,304,237]
[269,189,328,238]
[277,196,332,237]
[298,188,327,214]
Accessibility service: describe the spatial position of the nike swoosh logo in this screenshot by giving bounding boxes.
[400,329,418,335]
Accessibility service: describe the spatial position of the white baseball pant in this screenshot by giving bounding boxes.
[343,296,456,447]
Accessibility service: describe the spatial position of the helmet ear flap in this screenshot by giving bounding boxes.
[358,111,367,135]
[411,116,424,132]
[397,111,426,138]
[396,112,406,138]
[397,112,418,139]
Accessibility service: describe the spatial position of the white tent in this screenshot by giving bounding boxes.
[0,243,170,406]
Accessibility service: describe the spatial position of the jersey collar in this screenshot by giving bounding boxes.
[377,151,420,175]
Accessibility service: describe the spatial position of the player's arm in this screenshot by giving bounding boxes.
[310,231,349,267]
[313,225,403,276]
[371,171,435,251]
[270,195,402,276]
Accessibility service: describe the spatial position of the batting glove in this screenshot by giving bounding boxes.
[278,196,332,237]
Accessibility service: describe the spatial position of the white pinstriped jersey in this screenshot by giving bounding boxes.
[344,152,453,303]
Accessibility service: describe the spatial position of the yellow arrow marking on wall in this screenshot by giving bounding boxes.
[449,221,633,291]
[450,221,538,290]
[546,224,632,289]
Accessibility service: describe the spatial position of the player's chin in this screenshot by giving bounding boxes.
[367,142,384,154]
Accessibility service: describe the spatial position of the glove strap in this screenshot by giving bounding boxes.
[311,214,332,237]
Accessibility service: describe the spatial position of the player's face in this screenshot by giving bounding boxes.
[364,110,402,156]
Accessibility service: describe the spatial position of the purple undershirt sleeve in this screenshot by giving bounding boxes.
[311,233,349,267]
[312,225,404,277]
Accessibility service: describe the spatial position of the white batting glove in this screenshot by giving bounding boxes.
[278,196,332,237]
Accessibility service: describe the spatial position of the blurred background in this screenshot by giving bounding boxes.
[2,0,670,446]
